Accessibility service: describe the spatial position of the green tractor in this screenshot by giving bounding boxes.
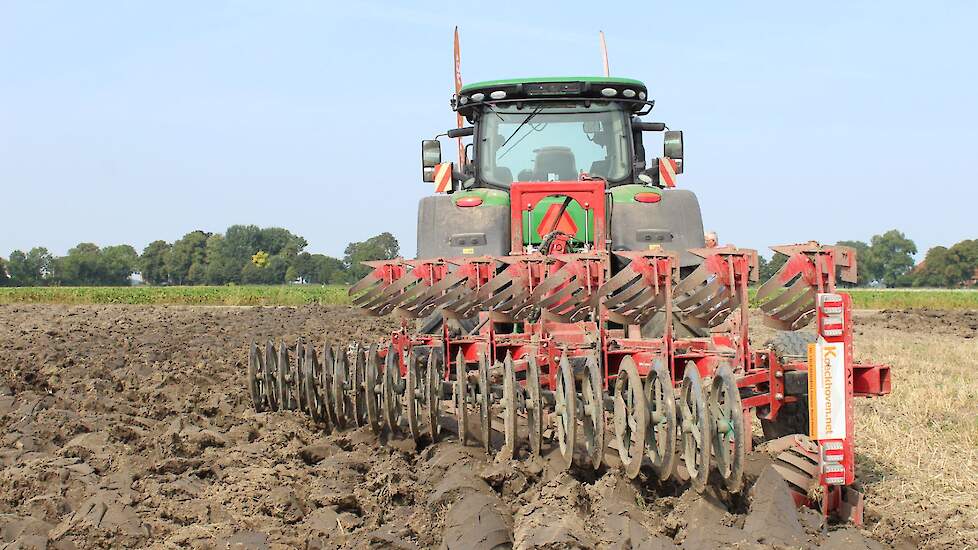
[418,76,704,267]
[415,76,706,338]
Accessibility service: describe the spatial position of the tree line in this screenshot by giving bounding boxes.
[757,229,977,288]
[0,226,399,287]
[0,226,973,288]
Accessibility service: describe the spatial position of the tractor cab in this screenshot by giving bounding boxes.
[427,77,683,189]
[417,77,704,265]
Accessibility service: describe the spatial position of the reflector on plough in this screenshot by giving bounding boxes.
[672,247,758,329]
[755,243,857,330]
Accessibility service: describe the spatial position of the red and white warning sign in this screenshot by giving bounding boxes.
[535,204,578,238]
[658,157,678,188]
[433,162,453,193]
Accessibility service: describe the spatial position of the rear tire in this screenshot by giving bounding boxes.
[760,331,816,440]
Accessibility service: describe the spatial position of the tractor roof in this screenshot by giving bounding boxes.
[456,76,651,117]
[460,76,646,93]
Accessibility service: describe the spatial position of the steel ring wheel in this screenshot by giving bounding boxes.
[478,353,493,455]
[248,342,265,412]
[582,351,606,470]
[613,355,648,479]
[364,344,383,434]
[645,358,678,481]
[382,347,406,434]
[680,362,712,493]
[351,343,368,427]
[264,340,279,412]
[406,348,427,443]
[453,350,469,446]
[277,340,292,410]
[320,343,337,426]
[554,354,578,471]
[303,343,328,429]
[710,364,745,493]
[332,346,350,429]
[525,352,543,457]
[426,348,444,442]
[500,353,519,459]
[294,339,307,413]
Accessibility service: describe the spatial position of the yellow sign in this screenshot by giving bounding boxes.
[462,247,475,255]
[808,339,846,439]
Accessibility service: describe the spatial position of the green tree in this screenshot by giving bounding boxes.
[204,234,240,285]
[913,239,978,287]
[0,257,9,286]
[101,245,138,285]
[167,230,210,285]
[344,232,400,281]
[140,240,172,285]
[756,252,787,283]
[912,246,952,287]
[292,252,347,284]
[7,247,52,286]
[54,243,103,285]
[868,230,917,287]
[256,227,307,258]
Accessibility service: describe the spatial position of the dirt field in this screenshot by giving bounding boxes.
[1,305,974,549]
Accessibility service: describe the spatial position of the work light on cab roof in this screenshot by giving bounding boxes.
[454,76,652,118]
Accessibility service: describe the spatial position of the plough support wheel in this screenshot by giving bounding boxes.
[277,341,291,410]
[364,344,383,434]
[680,363,711,493]
[406,348,426,442]
[710,365,746,493]
[645,359,678,481]
[525,353,543,457]
[321,343,337,427]
[454,350,469,446]
[426,348,444,442]
[248,342,265,412]
[582,352,605,470]
[554,354,577,471]
[263,340,279,412]
[382,347,405,434]
[478,354,493,455]
[332,346,350,429]
[614,355,648,479]
[501,353,519,459]
[351,343,368,427]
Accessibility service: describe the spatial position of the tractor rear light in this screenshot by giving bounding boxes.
[622,89,636,98]
[455,197,483,207]
[471,92,485,102]
[634,192,661,203]
[459,95,469,104]
[490,90,507,100]
[601,87,618,97]
[638,91,647,100]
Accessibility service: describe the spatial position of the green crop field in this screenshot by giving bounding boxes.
[0,285,352,306]
[0,285,975,310]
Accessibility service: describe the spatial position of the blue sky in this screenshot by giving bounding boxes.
[2,1,975,260]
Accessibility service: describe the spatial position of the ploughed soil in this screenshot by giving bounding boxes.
[0,304,913,549]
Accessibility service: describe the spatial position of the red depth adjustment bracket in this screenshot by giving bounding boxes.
[809,292,863,524]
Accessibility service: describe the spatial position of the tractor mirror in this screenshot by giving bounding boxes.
[422,140,441,182]
[634,121,666,132]
[663,130,683,160]
[447,127,474,138]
